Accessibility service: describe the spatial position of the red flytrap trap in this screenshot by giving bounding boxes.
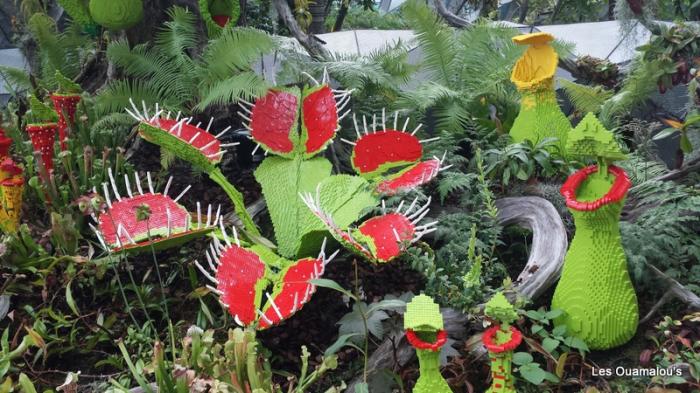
[195,229,339,329]
[90,169,221,254]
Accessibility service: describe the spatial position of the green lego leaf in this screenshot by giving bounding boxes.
[404,294,443,332]
[254,156,333,258]
[566,112,626,163]
[484,291,518,326]
[54,70,82,94]
[28,96,58,124]
[297,174,377,256]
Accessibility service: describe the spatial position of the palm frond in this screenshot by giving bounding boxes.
[200,27,276,83]
[560,79,613,114]
[402,0,457,86]
[155,7,199,65]
[0,66,32,92]
[95,79,182,115]
[599,58,662,128]
[196,72,268,110]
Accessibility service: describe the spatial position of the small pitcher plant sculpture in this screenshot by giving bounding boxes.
[509,32,571,153]
[25,96,59,178]
[50,71,82,151]
[551,112,638,349]
[404,294,452,393]
[482,292,522,393]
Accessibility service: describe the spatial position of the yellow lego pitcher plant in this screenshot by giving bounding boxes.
[510,32,571,153]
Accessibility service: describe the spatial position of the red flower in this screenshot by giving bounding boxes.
[406,329,448,351]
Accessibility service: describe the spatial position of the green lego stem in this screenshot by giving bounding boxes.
[486,350,516,393]
[552,166,638,350]
[510,88,571,153]
[414,347,452,393]
[209,167,260,237]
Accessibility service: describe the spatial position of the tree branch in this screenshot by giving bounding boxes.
[272,0,330,59]
[432,0,470,28]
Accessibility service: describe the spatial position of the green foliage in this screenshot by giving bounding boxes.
[619,156,700,297]
[644,314,700,386]
[326,6,408,30]
[26,12,94,87]
[99,7,274,114]
[399,0,573,134]
[199,0,241,37]
[559,79,613,114]
[566,112,627,164]
[26,95,58,123]
[114,327,340,392]
[484,137,569,186]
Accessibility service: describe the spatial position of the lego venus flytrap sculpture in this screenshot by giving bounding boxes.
[510,32,571,153]
[551,112,638,350]
[91,170,220,254]
[195,231,339,329]
[237,74,445,259]
[403,294,452,393]
[482,292,522,393]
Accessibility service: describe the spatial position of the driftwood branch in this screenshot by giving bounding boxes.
[495,196,568,300]
[432,0,470,27]
[640,263,700,324]
[271,0,330,60]
[347,196,567,389]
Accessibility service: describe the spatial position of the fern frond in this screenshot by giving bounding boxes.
[95,79,181,115]
[200,27,276,83]
[600,58,662,128]
[402,0,457,86]
[0,66,32,92]
[560,79,613,114]
[437,171,476,202]
[155,7,199,65]
[196,72,268,110]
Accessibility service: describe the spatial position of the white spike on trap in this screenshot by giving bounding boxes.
[90,224,109,251]
[108,168,121,201]
[123,174,133,198]
[291,293,299,313]
[237,111,252,123]
[382,108,386,131]
[392,228,401,242]
[256,309,273,325]
[352,114,361,138]
[205,249,217,271]
[340,138,356,146]
[206,117,214,133]
[233,315,244,327]
[134,173,144,195]
[411,124,423,136]
[174,185,191,203]
[175,111,182,121]
[238,102,252,115]
[206,285,223,296]
[141,101,149,120]
[402,117,410,132]
[420,137,440,144]
[265,292,284,319]
[163,176,173,197]
[146,172,154,194]
[118,223,136,245]
[206,204,212,227]
[102,183,112,208]
[219,220,232,247]
[215,126,232,139]
[393,111,399,130]
[189,133,200,144]
[395,200,405,214]
[251,144,261,156]
[301,72,320,86]
[213,205,221,226]
[220,143,239,148]
[125,107,141,122]
[129,98,144,121]
[407,197,431,221]
[195,260,218,284]
[196,202,202,229]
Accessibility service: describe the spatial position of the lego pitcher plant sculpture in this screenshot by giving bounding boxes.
[404,294,452,393]
[482,292,522,393]
[551,112,638,350]
[509,32,571,153]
